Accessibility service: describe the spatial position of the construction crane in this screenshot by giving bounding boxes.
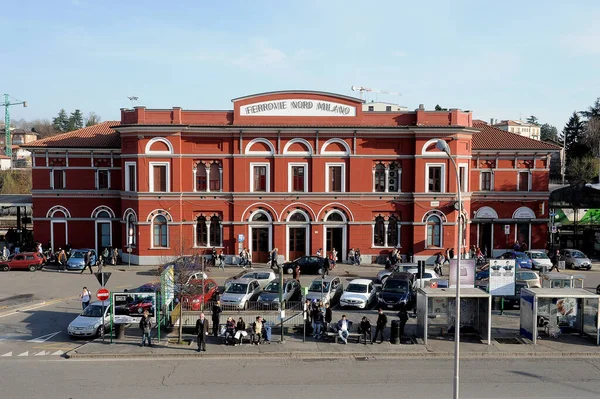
[351,86,402,99]
[1,94,28,158]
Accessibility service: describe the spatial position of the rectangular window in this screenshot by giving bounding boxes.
[51,169,65,189]
[368,105,374,111]
[291,165,305,192]
[459,165,467,192]
[125,163,136,191]
[481,171,492,191]
[149,163,169,193]
[385,105,392,111]
[329,165,342,192]
[518,171,529,191]
[97,170,110,190]
[253,165,267,192]
[428,166,442,192]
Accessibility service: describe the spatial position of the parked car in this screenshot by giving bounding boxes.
[257,278,301,308]
[67,301,111,338]
[516,268,541,288]
[66,249,96,271]
[377,272,415,310]
[225,269,276,289]
[0,252,44,272]
[404,268,439,288]
[305,276,344,305]
[181,279,219,311]
[339,279,377,309]
[560,249,592,270]
[220,278,262,310]
[525,250,552,270]
[127,297,155,315]
[134,282,161,293]
[376,263,417,284]
[496,251,532,269]
[278,256,330,275]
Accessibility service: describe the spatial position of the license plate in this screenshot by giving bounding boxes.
[387,305,393,309]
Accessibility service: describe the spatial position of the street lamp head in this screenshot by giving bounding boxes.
[435,139,450,154]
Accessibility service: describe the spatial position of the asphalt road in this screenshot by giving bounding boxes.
[1,357,600,399]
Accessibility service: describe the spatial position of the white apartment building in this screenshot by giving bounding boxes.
[493,120,541,140]
[362,101,409,112]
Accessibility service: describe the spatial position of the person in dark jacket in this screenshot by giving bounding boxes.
[360,316,373,345]
[195,313,209,352]
[373,308,388,344]
[139,310,152,347]
[550,249,561,272]
[324,303,333,332]
[211,301,223,337]
[224,317,236,345]
[398,304,409,344]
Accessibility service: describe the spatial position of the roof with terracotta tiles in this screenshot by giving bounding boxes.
[472,123,560,151]
[21,121,120,149]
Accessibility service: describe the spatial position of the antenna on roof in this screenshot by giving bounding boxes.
[127,96,139,108]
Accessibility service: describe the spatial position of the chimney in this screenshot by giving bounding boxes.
[418,104,425,110]
[490,118,494,125]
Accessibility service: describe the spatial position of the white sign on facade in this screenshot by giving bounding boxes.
[240,99,356,117]
[475,206,499,219]
[489,259,516,296]
[504,225,510,235]
[513,207,536,219]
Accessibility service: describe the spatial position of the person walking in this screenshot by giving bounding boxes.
[313,308,324,338]
[316,248,322,257]
[218,250,226,271]
[398,304,409,344]
[373,308,388,344]
[195,313,209,352]
[112,248,118,265]
[449,248,455,260]
[360,316,373,345]
[139,310,153,347]
[211,300,223,337]
[348,248,355,265]
[80,251,93,274]
[270,248,279,269]
[550,249,561,272]
[354,248,361,265]
[57,249,67,272]
[79,287,91,309]
[292,265,301,282]
[434,252,444,276]
[211,247,217,269]
[444,248,450,265]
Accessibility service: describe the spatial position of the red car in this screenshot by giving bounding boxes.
[181,279,219,311]
[127,297,155,314]
[0,252,45,272]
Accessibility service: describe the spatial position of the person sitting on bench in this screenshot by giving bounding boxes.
[252,316,263,345]
[337,315,353,344]
[224,317,236,345]
[234,317,248,345]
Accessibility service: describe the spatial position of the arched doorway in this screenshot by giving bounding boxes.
[93,207,114,254]
[286,210,310,261]
[49,207,69,251]
[323,210,347,262]
[249,210,272,263]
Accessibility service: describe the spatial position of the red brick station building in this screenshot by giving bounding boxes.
[24,91,559,265]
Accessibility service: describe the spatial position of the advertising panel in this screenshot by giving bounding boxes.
[112,292,156,324]
[519,289,535,340]
[489,259,516,296]
[161,265,174,308]
[449,259,475,288]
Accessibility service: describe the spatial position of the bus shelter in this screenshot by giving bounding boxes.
[416,287,492,345]
[520,288,600,345]
[540,273,584,289]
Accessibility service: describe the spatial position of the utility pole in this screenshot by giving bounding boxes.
[2,94,28,158]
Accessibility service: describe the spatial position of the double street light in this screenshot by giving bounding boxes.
[435,139,462,399]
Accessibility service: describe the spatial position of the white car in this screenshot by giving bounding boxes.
[525,251,552,270]
[67,302,111,338]
[339,279,376,309]
[220,278,262,310]
[225,269,276,290]
[405,268,439,288]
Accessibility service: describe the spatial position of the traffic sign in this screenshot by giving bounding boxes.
[238,234,245,243]
[97,288,109,301]
[94,272,112,286]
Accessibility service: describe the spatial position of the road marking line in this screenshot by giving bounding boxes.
[32,345,74,350]
[1,352,12,357]
[51,350,64,356]
[27,331,61,343]
[34,351,47,356]
[17,351,28,356]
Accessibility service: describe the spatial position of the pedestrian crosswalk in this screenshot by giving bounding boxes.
[1,350,65,357]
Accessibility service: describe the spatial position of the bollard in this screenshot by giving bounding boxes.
[390,320,400,344]
[116,324,125,339]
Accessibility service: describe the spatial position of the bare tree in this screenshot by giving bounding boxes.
[85,112,102,127]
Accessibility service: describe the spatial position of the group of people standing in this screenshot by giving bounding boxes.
[347,248,361,265]
[316,248,337,268]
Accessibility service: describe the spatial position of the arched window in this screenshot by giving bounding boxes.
[373,216,385,246]
[196,216,207,247]
[252,212,270,222]
[153,215,168,248]
[196,167,207,191]
[127,214,136,246]
[209,164,221,191]
[388,217,398,247]
[97,211,110,219]
[374,164,386,193]
[210,216,221,246]
[289,212,307,222]
[426,215,442,248]
[326,212,344,222]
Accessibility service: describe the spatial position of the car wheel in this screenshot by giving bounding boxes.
[28,265,37,272]
[96,325,105,337]
[587,266,592,271]
[243,301,248,310]
[285,266,294,275]
[0,265,8,271]
[596,284,600,295]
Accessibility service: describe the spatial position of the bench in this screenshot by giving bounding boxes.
[326,330,362,344]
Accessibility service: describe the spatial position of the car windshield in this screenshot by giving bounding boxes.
[346,283,367,293]
[383,280,409,294]
[225,283,248,294]
[263,282,280,293]
[309,281,331,292]
[72,252,85,258]
[529,252,547,259]
[571,251,586,258]
[256,273,272,280]
[515,253,526,259]
[517,272,538,280]
[81,305,103,317]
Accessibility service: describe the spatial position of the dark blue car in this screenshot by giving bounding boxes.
[496,251,532,269]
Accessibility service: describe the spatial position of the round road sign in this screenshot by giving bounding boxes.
[97,288,110,301]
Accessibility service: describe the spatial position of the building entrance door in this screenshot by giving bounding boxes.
[326,227,343,259]
[96,222,111,254]
[252,227,270,263]
[52,221,67,251]
[288,227,306,260]
[479,223,492,256]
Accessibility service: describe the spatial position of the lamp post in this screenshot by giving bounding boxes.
[436,139,462,399]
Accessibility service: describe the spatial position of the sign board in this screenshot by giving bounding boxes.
[513,207,536,219]
[97,288,110,301]
[94,272,112,287]
[112,292,156,324]
[238,234,245,243]
[504,225,510,235]
[449,259,476,288]
[551,226,557,234]
[160,265,175,308]
[488,259,516,296]
[430,201,440,207]
[240,99,356,117]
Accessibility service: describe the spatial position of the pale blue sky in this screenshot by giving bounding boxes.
[3,0,600,131]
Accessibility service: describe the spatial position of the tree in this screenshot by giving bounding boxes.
[566,156,599,183]
[52,109,70,133]
[540,123,558,142]
[30,119,59,138]
[563,111,591,161]
[0,170,32,194]
[68,109,84,131]
[85,112,101,127]
[434,104,447,111]
[526,115,539,125]
[580,97,600,119]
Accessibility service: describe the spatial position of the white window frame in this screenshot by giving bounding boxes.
[325,162,346,193]
[95,169,111,190]
[480,170,494,191]
[149,162,170,193]
[425,163,446,193]
[458,163,468,192]
[50,168,66,189]
[151,214,169,249]
[425,214,443,249]
[250,162,270,193]
[517,170,532,192]
[124,162,137,192]
[288,162,308,193]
